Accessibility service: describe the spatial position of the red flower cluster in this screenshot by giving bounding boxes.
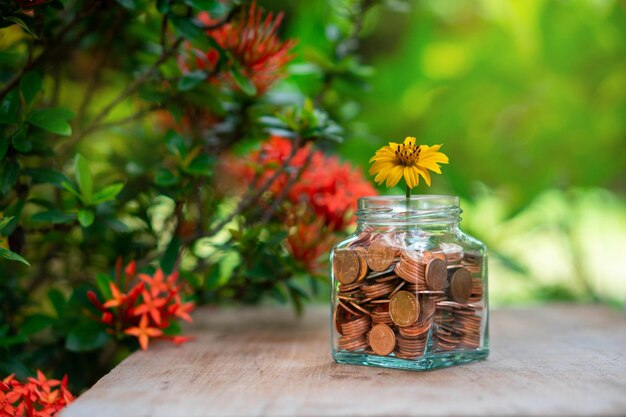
[245,136,377,230]
[180,1,296,94]
[1,371,73,417]
[227,136,376,271]
[88,261,195,351]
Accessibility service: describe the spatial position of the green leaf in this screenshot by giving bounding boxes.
[170,15,214,50]
[48,289,66,317]
[0,216,14,232]
[106,218,129,233]
[259,116,289,129]
[61,181,82,199]
[27,198,54,209]
[0,137,8,159]
[177,70,208,92]
[11,126,31,153]
[92,183,124,204]
[5,16,38,39]
[0,159,20,195]
[185,154,213,176]
[183,0,227,15]
[20,72,42,105]
[23,168,69,187]
[27,107,74,136]
[21,315,55,336]
[138,85,167,102]
[165,131,188,158]
[0,334,28,348]
[229,66,257,96]
[3,199,24,235]
[31,210,75,224]
[162,320,181,336]
[204,267,223,291]
[156,0,169,13]
[170,15,206,45]
[0,89,20,125]
[160,235,181,274]
[0,247,30,266]
[96,273,112,299]
[74,154,93,204]
[77,208,95,227]
[155,168,178,186]
[66,321,110,352]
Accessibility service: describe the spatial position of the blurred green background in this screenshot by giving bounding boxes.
[277,0,626,307]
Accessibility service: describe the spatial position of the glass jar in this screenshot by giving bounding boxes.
[330,195,488,371]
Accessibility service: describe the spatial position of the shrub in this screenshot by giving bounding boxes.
[0,0,380,396]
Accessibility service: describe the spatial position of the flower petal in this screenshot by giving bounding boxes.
[369,147,396,163]
[139,334,149,351]
[417,160,442,174]
[372,165,391,183]
[385,165,404,188]
[125,327,141,337]
[369,160,393,175]
[388,141,400,151]
[146,328,163,337]
[403,136,416,147]
[403,166,418,189]
[417,167,432,186]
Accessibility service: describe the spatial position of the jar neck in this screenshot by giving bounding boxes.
[355,220,460,234]
[355,195,462,232]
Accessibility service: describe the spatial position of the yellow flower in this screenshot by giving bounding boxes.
[369,137,449,189]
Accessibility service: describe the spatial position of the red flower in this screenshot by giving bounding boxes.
[181,1,296,95]
[102,282,126,308]
[170,296,194,323]
[1,371,73,417]
[124,260,136,278]
[134,290,167,325]
[138,269,170,296]
[124,314,163,351]
[88,263,195,351]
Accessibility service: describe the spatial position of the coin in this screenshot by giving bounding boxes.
[341,315,371,336]
[338,300,361,317]
[353,247,369,282]
[334,304,350,334]
[463,251,483,264]
[418,296,436,321]
[333,249,360,284]
[349,300,372,316]
[425,258,447,291]
[450,268,472,303]
[388,280,406,298]
[389,290,419,327]
[368,323,396,356]
[366,241,396,272]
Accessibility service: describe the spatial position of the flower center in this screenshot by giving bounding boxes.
[395,143,421,166]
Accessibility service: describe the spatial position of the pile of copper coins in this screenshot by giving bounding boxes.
[333,238,484,359]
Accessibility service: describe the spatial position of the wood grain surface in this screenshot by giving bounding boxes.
[61,304,626,417]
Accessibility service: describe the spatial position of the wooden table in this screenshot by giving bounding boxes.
[61,304,626,417]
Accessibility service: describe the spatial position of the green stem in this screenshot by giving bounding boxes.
[405,185,411,199]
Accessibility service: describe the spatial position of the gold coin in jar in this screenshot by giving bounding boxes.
[389,290,420,327]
